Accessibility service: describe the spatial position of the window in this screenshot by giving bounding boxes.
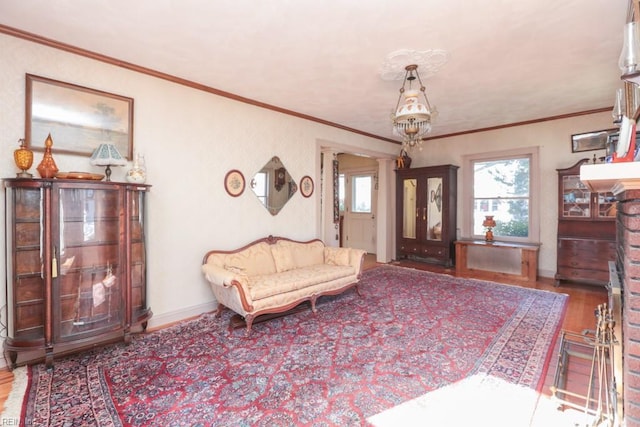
[351,175,372,213]
[464,147,539,243]
[339,174,345,212]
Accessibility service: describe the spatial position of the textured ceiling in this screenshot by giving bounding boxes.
[0,0,630,143]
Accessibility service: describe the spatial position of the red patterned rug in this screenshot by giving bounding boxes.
[5,265,567,426]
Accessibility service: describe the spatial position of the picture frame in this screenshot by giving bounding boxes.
[300,175,314,198]
[570,129,616,153]
[25,74,134,159]
[224,169,245,197]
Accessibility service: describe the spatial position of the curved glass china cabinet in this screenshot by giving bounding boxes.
[4,178,152,368]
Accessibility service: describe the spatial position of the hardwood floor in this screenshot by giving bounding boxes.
[0,255,608,420]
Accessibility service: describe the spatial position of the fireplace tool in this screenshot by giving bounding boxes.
[550,302,619,426]
[584,303,617,426]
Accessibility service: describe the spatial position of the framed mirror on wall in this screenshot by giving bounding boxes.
[570,129,616,153]
[250,156,297,215]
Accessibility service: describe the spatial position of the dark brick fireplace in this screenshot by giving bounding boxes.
[617,188,640,426]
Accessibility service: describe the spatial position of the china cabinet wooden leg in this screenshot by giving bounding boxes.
[8,351,17,369]
[45,347,54,370]
[142,321,148,331]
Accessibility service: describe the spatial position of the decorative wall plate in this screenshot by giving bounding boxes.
[224,169,245,197]
[300,175,314,198]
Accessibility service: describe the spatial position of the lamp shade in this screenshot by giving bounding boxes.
[482,216,496,228]
[90,143,127,181]
[90,144,127,166]
[391,64,436,150]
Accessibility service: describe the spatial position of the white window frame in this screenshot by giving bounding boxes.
[462,146,540,243]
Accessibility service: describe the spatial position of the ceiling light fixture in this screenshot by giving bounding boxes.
[392,64,435,151]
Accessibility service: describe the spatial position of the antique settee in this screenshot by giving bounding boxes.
[201,236,366,333]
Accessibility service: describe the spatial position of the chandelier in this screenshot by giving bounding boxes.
[392,64,435,150]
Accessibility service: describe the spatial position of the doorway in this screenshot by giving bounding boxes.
[338,155,378,255]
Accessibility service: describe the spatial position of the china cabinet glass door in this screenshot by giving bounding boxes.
[561,175,591,218]
[54,186,124,341]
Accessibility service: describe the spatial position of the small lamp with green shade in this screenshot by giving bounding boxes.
[90,143,127,182]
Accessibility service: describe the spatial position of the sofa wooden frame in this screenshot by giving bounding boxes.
[202,235,366,334]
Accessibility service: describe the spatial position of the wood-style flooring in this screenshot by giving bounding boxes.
[0,254,608,421]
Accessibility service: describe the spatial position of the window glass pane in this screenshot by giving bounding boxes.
[473,199,529,237]
[339,174,345,212]
[352,175,371,213]
[473,157,530,239]
[474,158,530,198]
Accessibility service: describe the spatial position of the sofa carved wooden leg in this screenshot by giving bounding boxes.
[310,296,318,313]
[355,285,361,297]
[244,314,255,336]
[214,303,225,318]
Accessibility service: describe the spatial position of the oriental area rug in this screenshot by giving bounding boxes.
[3,265,568,426]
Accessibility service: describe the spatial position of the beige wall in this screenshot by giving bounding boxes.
[410,112,614,277]
[0,34,398,331]
[0,32,615,338]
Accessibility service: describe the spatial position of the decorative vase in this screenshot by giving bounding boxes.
[126,153,147,184]
[396,149,412,169]
[14,138,34,178]
[36,133,59,179]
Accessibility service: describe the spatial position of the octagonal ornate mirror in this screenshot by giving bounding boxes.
[250,156,297,215]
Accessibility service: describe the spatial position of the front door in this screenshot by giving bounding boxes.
[343,172,377,254]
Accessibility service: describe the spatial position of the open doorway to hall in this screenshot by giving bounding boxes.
[337,153,378,255]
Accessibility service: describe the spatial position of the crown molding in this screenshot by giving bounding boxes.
[0,24,611,146]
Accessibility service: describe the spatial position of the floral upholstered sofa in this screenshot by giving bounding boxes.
[201,236,366,333]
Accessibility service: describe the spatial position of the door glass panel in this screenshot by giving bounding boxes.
[352,175,372,213]
[402,178,417,239]
[339,174,345,212]
[427,177,443,241]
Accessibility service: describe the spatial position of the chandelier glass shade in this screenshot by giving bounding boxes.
[392,64,434,150]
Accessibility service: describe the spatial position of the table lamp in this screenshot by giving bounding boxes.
[482,215,497,242]
[90,143,127,181]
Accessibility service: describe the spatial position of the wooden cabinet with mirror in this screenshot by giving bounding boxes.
[396,164,458,266]
[4,179,152,368]
[555,159,616,286]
